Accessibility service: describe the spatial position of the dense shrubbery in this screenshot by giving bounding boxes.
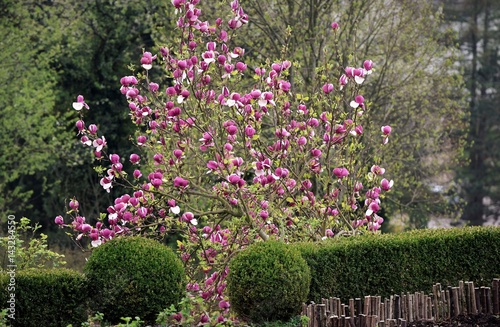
[295,226,500,302]
[0,268,87,327]
[84,236,186,324]
[2,227,498,326]
[227,241,311,324]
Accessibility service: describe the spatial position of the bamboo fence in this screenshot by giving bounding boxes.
[302,278,500,327]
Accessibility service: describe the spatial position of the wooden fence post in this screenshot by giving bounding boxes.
[475,287,481,313]
[355,298,362,316]
[469,282,477,314]
[459,281,465,314]
[493,278,500,315]
[452,287,460,318]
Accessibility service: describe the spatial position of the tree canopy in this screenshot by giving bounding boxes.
[199,0,468,228]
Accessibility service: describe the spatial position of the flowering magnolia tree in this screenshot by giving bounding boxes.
[56,0,393,324]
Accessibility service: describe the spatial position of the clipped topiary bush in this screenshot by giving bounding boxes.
[84,236,186,324]
[227,240,311,324]
[0,268,87,327]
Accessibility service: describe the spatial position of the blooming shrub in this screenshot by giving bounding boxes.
[56,0,393,323]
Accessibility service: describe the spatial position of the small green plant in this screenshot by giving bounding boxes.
[0,217,66,270]
[78,312,105,327]
[117,316,143,327]
[0,309,8,327]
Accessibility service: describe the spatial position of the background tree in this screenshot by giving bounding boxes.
[0,0,74,223]
[198,0,468,229]
[442,0,500,226]
[0,0,175,239]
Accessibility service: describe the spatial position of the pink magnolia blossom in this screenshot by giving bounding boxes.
[149,82,159,92]
[181,212,198,225]
[381,125,392,135]
[353,68,366,84]
[72,95,89,111]
[333,167,349,179]
[100,176,113,193]
[69,199,79,210]
[133,169,142,179]
[75,120,85,132]
[381,125,392,144]
[245,125,256,138]
[120,76,138,86]
[130,154,140,164]
[310,149,322,157]
[365,201,380,216]
[350,95,365,108]
[92,136,107,152]
[345,67,355,78]
[55,215,64,225]
[371,165,385,175]
[174,176,189,188]
[322,83,334,94]
[88,124,98,134]
[339,74,348,90]
[109,154,120,164]
[141,51,157,70]
[364,60,373,74]
[381,178,394,191]
[137,135,147,146]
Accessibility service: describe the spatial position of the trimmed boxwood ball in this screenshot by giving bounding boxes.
[84,236,186,324]
[227,240,311,323]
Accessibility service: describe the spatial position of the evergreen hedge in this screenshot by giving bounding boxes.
[294,227,500,302]
[0,268,87,327]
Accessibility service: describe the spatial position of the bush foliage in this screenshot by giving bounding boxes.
[227,241,311,324]
[0,268,87,327]
[295,227,500,302]
[84,236,186,324]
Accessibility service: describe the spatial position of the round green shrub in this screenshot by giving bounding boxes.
[84,236,186,324]
[227,240,311,323]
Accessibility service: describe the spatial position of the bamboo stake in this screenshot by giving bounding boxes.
[493,279,499,315]
[408,294,413,322]
[475,287,481,313]
[485,287,492,314]
[445,288,451,319]
[452,287,460,318]
[459,281,465,314]
[388,295,393,320]
[364,296,370,317]
[357,298,363,316]
[470,282,477,314]
[349,299,355,318]
[427,297,432,320]
[395,295,401,320]
[432,284,439,320]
